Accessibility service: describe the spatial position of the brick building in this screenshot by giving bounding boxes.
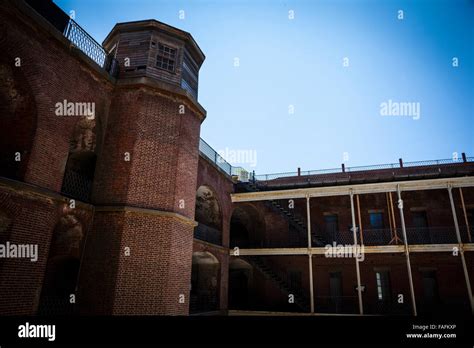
[0,0,473,317]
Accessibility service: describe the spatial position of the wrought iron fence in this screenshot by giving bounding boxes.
[25,0,118,77]
[320,226,470,247]
[405,226,458,245]
[61,169,92,202]
[194,223,222,245]
[361,228,399,246]
[314,296,359,314]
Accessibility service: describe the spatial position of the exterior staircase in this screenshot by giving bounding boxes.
[244,256,310,312]
[244,181,326,247]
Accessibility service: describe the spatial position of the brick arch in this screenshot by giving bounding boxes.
[228,257,254,310]
[230,203,266,248]
[0,55,37,181]
[38,209,87,315]
[195,184,223,230]
[190,251,221,313]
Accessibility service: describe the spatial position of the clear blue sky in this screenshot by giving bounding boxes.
[55,0,474,174]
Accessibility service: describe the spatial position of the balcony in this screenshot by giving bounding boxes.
[337,226,472,246]
[194,223,222,246]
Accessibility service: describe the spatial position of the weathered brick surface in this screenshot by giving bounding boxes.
[0,181,93,315]
[0,1,114,191]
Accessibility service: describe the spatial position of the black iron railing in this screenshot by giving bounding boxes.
[322,226,471,246]
[61,169,92,203]
[314,296,359,314]
[194,223,222,245]
[251,156,474,182]
[25,0,118,77]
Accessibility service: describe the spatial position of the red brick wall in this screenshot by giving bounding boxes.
[0,1,114,192]
[0,180,93,315]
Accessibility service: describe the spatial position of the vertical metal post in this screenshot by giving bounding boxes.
[306,195,314,313]
[448,185,474,314]
[356,194,364,245]
[459,188,472,243]
[397,185,417,316]
[350,190,363,314]
[308,254,314,314]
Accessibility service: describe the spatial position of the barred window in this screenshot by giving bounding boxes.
[156,43,176,72]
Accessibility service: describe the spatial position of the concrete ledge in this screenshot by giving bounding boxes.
[95,205,197,227]
[116,77,207,121]
[0,176,93,210]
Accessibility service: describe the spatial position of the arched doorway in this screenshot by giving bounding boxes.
[194,185,222,245]
[228,258,253,310]
[230,204,265,248]
[190,252,220,313]
[38,212,84,315]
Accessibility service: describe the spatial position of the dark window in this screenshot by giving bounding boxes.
[421,270,439,303]
[288,271,302,293]
[156,43,176,72]
[412,211,428,229]
[375,271,391,301]
[329,272,343,313]
[324,215,339,240]
[329,272,342,299]
[369,212,384,229]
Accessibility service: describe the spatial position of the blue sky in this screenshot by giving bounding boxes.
[55,0,474,174]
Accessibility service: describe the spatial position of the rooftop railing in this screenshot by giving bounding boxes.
[25,0,118,77]
[199,138,248,179]
[251,156,474,182]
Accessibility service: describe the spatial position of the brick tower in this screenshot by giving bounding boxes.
[77,20,206,315]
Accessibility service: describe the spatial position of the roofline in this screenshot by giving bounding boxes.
[102,19,205,65]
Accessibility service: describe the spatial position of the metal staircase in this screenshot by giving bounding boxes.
[244,181,326,247]
[244,256,310,312]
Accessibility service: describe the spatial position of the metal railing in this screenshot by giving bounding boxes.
[25,0,118,77]
[251,156,474,182]
[194,223,222,245]
[314,296,359,314]
[61,169,92,203]
[199,138,249,180]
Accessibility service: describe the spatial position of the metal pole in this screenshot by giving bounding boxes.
[308,254,314,314]
[397,185,417,316]
[306,195,314,313]
[350,190,363,314]
[459,188,472,243]
[356,194,364,245]
[448,186,474,314]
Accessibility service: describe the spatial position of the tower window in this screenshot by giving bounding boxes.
[156,43,176,72]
